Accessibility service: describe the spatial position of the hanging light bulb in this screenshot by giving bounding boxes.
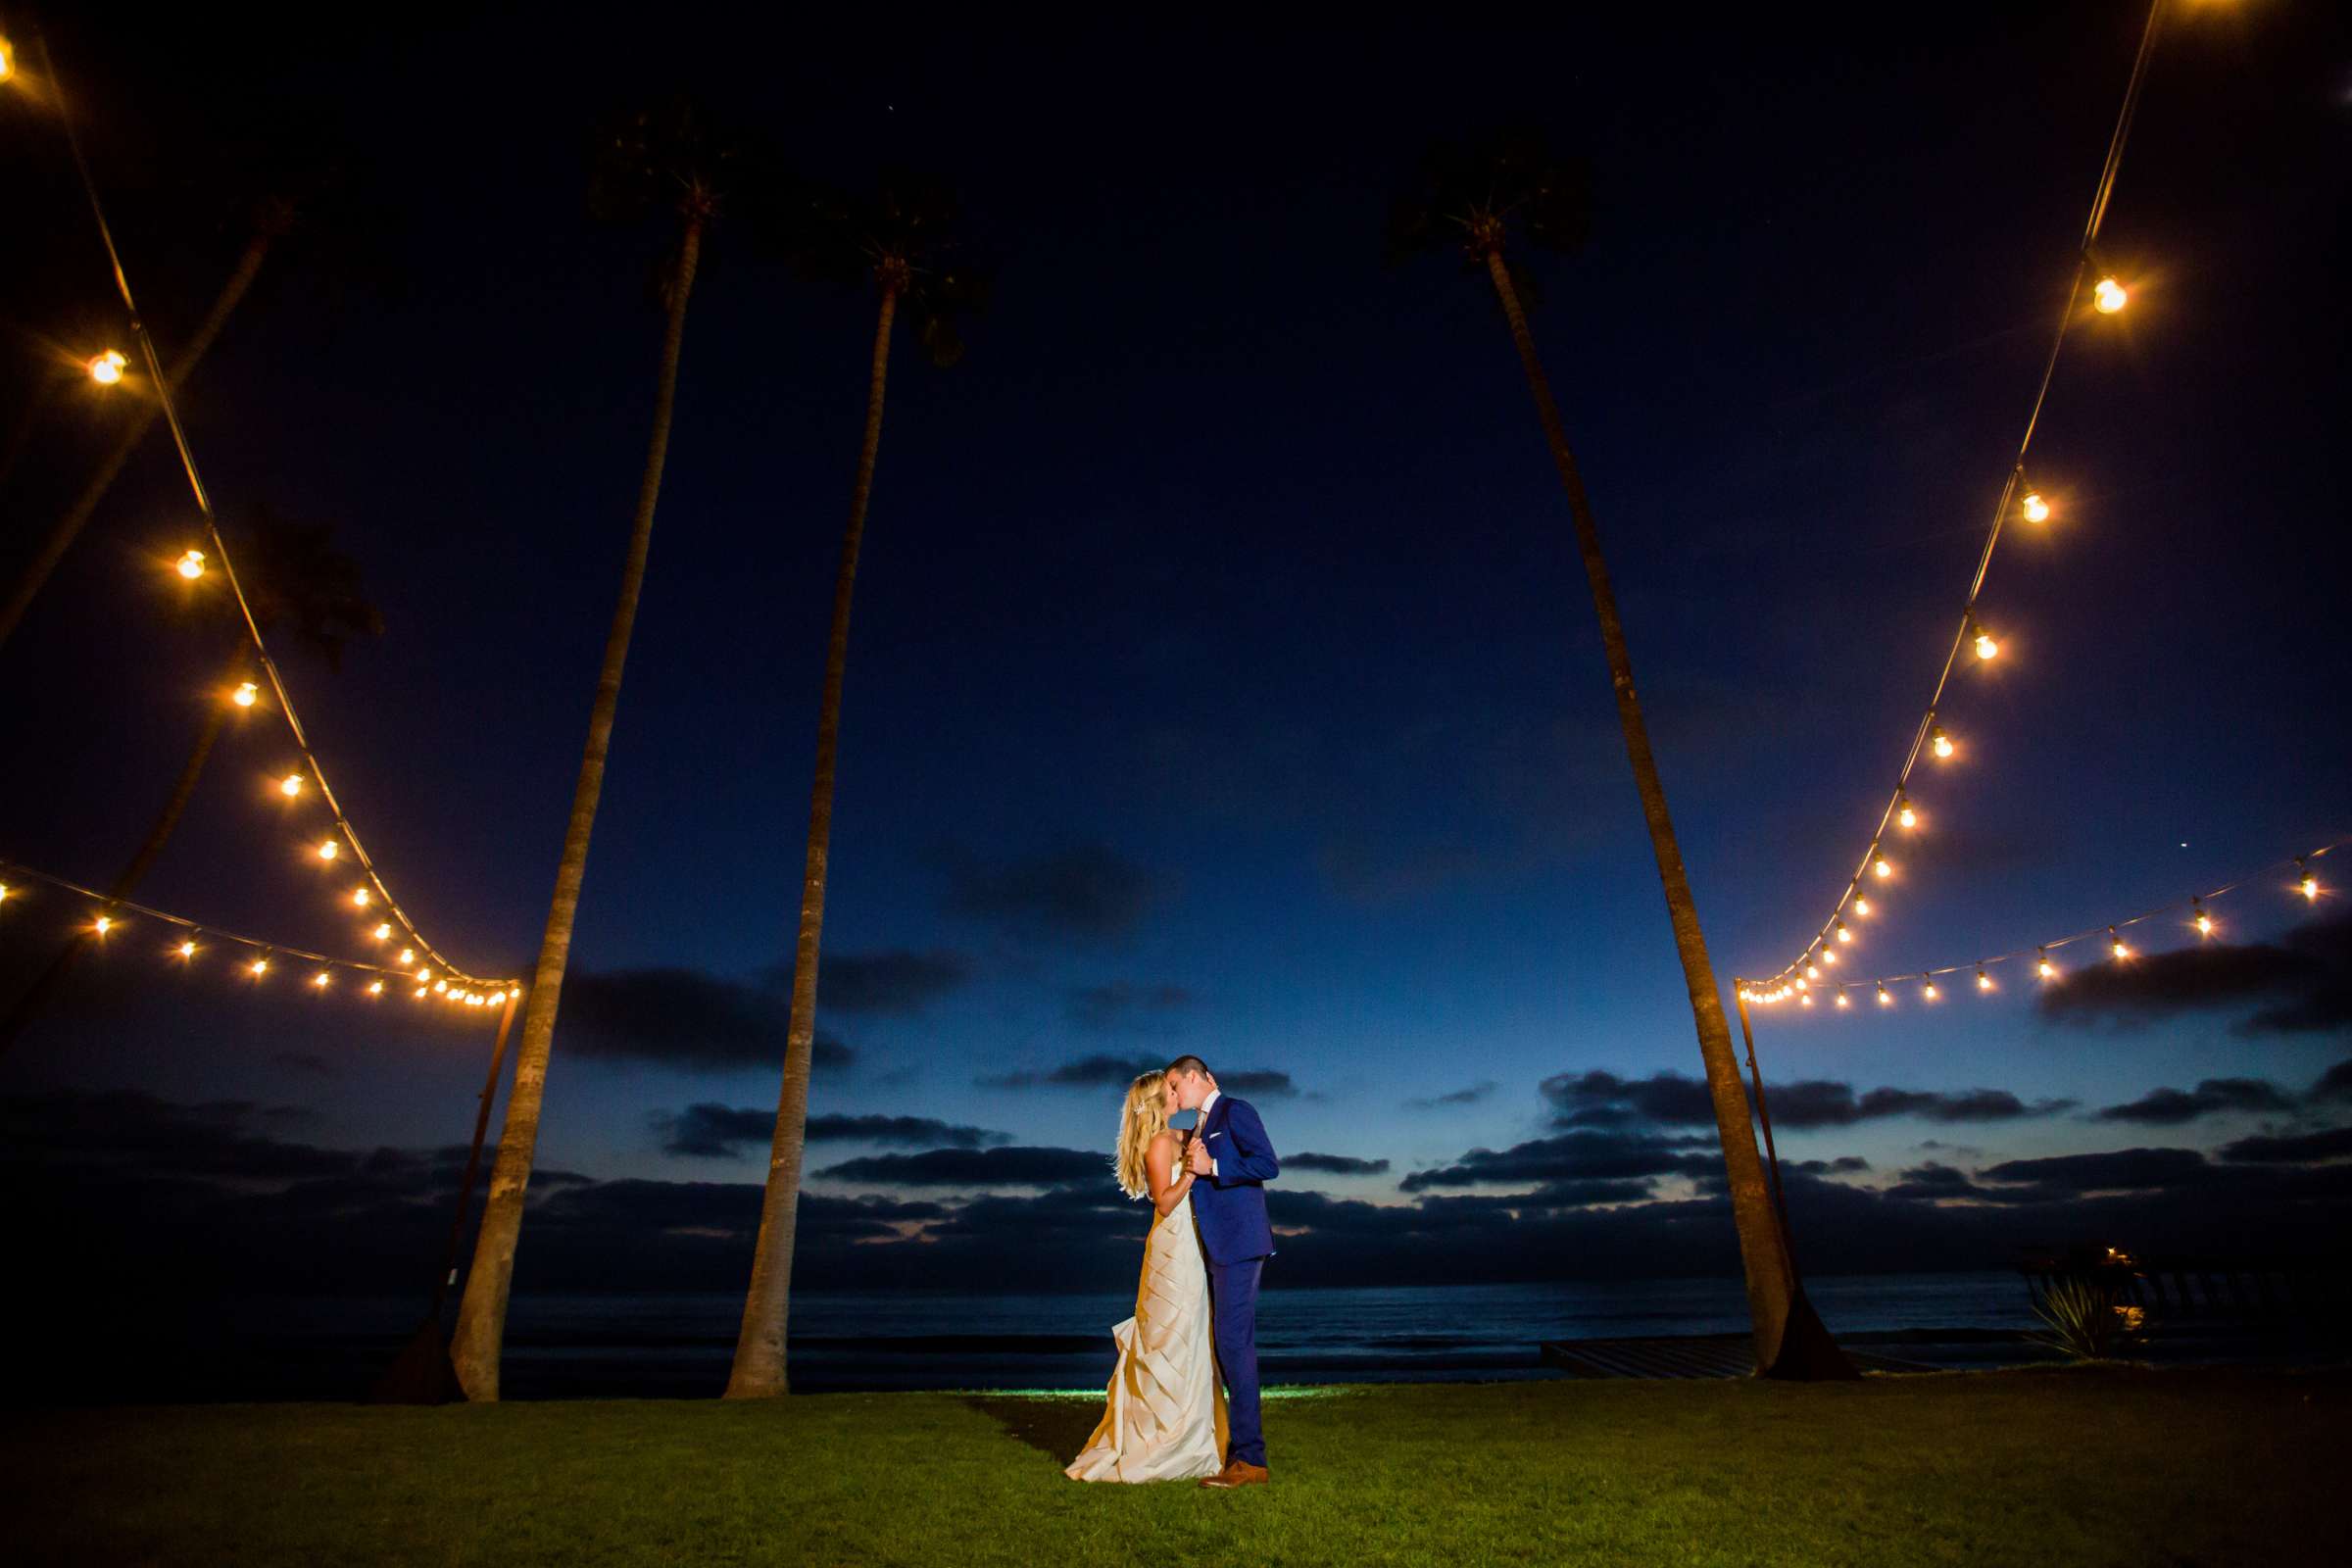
[1853,896,1873,917]
[2093,275,2128,314]
[175,549,207,580]
[2021,491,2051,524]
[1970,617,1998,662]
[1873,854,1894,880]
[1836,920,1853,944]
[2037,948,2057,980]
[2193,898,2213,937]
[176,938,198,960]
[2297,858,2319,902]
[1922,974,1939,1001]
[1822,947,1839,965]
[367,979,384,997]
[87,350,127,385]
[371,922,392,942]
[317,839,339,860]
[489,991,507,1005]
[398,948,416,966]
[1800,993,1814,1006]
[1804,963,1820,981]
[1930,725,1955,760]
[91,914,115,937]
[232,681,260,708]
[416,967,431,982]
[1835,990,1851,1008]
[1794,977,1808,992]
[250,956,270,978]
[0,882,11,903]
[415,986,429,1000]
[1877,984,1893,1006]
[1897,791,1918,831]
[0,34,15,82]
[2110,926,2131,960]
[433,979,448,994]
[1977,965,1993,992]
[352,887,371,907]
[279,773,305,798]
[312,971,332,989]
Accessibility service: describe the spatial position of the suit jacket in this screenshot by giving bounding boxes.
[1191,1095,1278,1264]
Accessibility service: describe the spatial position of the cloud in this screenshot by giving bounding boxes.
[1397,1129,1720,1193]
[2314,1059,2352,1103]
[812,951,973,1015]
[2217,1125,2352,1165]
[1065,982,1195,1033]
[2092,1077,2297,1124]
[977,1054,1299,1097]
[1404,1081,1497,1110]
[653,1106,1012,1158]
[1284,1152,1392,1176]
[810,1145,1106,1188]
[1788,1155,1871,1174]
[554,967,860,1069]
[940,845,1166,944]
[1541,1067,2074,1129]
[2037,913,2352,1035]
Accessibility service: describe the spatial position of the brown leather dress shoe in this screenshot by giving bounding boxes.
[1200,1459,1270,1489]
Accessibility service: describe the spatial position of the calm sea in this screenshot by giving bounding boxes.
[42,1272,2084,1403]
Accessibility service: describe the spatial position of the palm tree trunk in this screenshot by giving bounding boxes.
[449,217,705,1401]
[0,229,274,652]
[726,284,901,1398]
[1482,249,1800,1366]
[0,648,250,1054]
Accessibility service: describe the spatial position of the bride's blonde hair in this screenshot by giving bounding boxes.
[1114,1069,1170,1200]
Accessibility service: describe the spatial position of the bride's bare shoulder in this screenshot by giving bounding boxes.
[1148,1129,1180,1154]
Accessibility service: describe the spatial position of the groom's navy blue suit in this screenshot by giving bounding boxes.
[1191,1093,1278,1468]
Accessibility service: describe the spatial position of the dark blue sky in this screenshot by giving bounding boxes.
[2,4,2346,1297]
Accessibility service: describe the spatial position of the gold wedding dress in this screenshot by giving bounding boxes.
[1065,1189,1228,1483]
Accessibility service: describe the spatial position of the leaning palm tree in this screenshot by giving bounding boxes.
[451,99,768,1400]
[727,174,986,1398]
[1390,128,1847,1376]
[0,505,382,1054]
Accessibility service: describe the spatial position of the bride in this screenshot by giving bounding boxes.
[1066,1068,1228,1483]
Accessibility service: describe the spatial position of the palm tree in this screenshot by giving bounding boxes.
[0,505,381,1054]
[1390,128,1848,1376]
[726,173,985,1398]
[450,99,766,1400]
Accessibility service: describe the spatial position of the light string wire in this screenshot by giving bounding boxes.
[1762,0,2168,989]
[0,855,515,1006]
[1740,839,2340,1007]
[34,28,514,991]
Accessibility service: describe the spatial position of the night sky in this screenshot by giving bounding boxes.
[3,5,2347,1305]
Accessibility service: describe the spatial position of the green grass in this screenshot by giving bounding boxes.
[2,1368,2337,1566]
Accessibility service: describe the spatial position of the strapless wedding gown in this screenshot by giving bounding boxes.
[1065,1191,1228,1483]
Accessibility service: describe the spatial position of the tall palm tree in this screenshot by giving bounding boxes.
[451,99,764,1400]
[1390,128,1847,1375]
[727,174,985,1398]
[0,505,382,1054]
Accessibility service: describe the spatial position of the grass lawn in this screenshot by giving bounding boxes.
[2,1366,2338,1566]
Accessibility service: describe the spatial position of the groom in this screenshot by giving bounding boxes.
[1167,1054,1279,1490]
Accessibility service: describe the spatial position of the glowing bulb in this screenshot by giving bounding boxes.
[415,987,429,1000]
[1874,856,1893,880]
[433,979,448,994]
[1853,897,1873,917]
[1835,991,1850,1008]
[1823,948,1838,966]
[92,914,114,936]
[1923,976,1939,1001]
[416,967,431,982]
[317,839,339,860]
[1836,921,1852,944]
[1805,964,1820,980]
[398,949,416,966]
[2193,901,2213,938]
[2110,927,2131,960]
[1973,628,1998,662]
[367,979,384,997]
[1897,794,1918,830]
[489,991,507,1005]
[1877,985,1892,1006]
[250,956,270,977]
[371,922,392,942]
[2298,860,2319,902]
[1977,966,1993,992]
[2093,276,2127,314]
[313,971,331,989]
[0,883,10,902]
[232,681,259,708]
[2037,950,2057,981]
[2021,491,2050,523]
[279,773,305,798]
[352,887,371,907]
[177,939,197,959]
[0,35,14,82]
[175,549,207,580]
[87,350,127,385]
[1799,993,1814,1006]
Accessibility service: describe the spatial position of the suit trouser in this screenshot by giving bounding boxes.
[1206,1255,1266,1466]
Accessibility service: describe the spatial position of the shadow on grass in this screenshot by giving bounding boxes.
[961,1396,1100,1465]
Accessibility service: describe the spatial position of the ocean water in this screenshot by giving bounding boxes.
[35,1272,2082,1403]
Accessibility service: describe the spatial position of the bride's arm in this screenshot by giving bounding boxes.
[1147,1133,1194,1218]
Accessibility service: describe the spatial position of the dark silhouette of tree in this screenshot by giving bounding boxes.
[727,172,987,1398]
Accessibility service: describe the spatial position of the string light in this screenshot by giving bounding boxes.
[177,938,197,959]
[249,956,270,978]
[1804,963,1819,980]
[312,971,331,989]
[316,839,339,861]
[1835,920,1853,944]
[2093,275,2128,314]
[0,882,11,903]
[2038,950,2058,980]
[371,922,392,942]
[1922,974,1939,1001]
[175,549,207,580]
[2020,490,2051,524]
[397,949,416,966]
[2193,898,2213,937]
[231,681,259,708]
[1873,854,1894,879]
[2298,858,2319,902]
[1835,991,1850,1008]
[279,773,305,798]
[1800,993,1813,1006]
[1896,792,1918,830]
[1930,725,1955,760]
[86,349,126,385]
[1852,897,1873,917]
[1821,947,1838,965]
[2109,926,2131,960]
[351,887,371,907]
[1970,618,1999,662]
[367,979,383,996]
[91,914,115,937]
[0,34,14,82]
[1976,965,1993,992]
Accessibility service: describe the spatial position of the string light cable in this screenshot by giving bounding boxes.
[1758,0,2168,991]
[0,857,519,1009]
[34,28,514,992]
[1737,840,2340,1011]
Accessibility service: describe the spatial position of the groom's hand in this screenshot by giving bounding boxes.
[1185,1137,1213,1176]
